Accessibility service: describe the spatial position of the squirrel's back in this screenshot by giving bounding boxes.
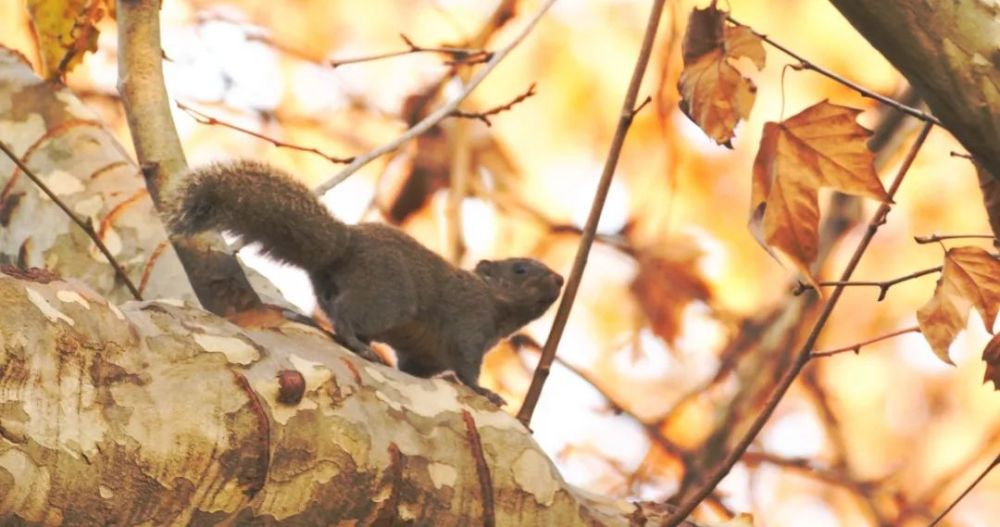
[166,160,349,269]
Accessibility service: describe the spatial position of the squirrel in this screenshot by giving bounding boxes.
[166,160,564,405]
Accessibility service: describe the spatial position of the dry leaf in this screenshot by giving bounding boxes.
[677,2,764,146]
[631,238,713,345]
[917,246,1000,364]
[983,333,1000,390]
[27,0,107,80]
[749,101,886,286]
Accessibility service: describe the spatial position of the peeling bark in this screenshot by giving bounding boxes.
[0,48,288,308]
[0,272,685,526]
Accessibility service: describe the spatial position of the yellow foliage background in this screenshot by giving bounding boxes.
[1,1,996,525]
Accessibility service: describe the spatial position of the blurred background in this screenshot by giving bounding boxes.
[2,0,997,524]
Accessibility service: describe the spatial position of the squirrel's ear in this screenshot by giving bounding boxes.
[475,260,494,276]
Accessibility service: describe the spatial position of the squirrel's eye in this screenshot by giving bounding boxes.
[513,262,528,275]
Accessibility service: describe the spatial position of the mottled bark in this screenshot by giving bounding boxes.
[0,48,285,306]
[0,272,697,526]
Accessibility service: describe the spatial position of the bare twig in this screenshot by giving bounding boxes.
[793,265,942,301]
[511,334,689,460]
[744,451,879,492]
[317,0,560,194]
[914,233,997,244]
[209,15,492,68]
[950,151,974,160]
[176,102,355,164]
[662,120,935,526]
[810,325,920,358]
[727,16,941,126]
[450,83,537,126]
[328,34,491,68]
[0,141,142,300]
[927,452,1000,527]
[516,0,667,426]
[904,423,1000,521]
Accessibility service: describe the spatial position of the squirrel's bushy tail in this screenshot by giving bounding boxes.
[167,160,349,269]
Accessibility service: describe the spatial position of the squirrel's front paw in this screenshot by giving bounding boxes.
[434,371,507,407]
[474,387,507,407]
[355,345,388,366]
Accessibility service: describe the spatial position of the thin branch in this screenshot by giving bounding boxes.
[927,452,1000,527]
[744,451,879,492]
[175,101,355,164]
[450,83,537,126]
[516,0,667,426]
[950,151,974,160]
[0,141,142,300]
[327,34,491,69]
[727,16,942,126]
[793,265,942,301]
[810,325,920,358]
[203,12,493,69]
[317,0,560,194]
[905,423,1000,521]
[511,335,689,460]
[631,95,653,118]
[662,120,935,526]
[914,233,998,244]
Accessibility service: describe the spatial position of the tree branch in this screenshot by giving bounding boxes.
[662,120,935,526]
[827,0,1000,182]
[810,325,920,358]
[175,101,355,164]
[793,265,942,301]
[927,451,1000,527]
[450,83,537,126]
[316,0,559,194]
[515,0,666,426]
[914,233,998,245]
[727,16,940,125]
[117,0,263,315]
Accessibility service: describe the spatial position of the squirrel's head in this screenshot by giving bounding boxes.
[475,258,564,323]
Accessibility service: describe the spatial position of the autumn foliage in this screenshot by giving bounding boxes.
[1,0,998,525]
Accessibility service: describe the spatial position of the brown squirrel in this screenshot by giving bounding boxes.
[166,160,563,405]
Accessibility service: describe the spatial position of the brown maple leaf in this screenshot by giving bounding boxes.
[917,246,1000,365]
[677,2,765,146]
[749,101,887,286]
[983,333,1000,391]
[631,238,713,346]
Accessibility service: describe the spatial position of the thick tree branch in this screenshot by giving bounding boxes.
[827,1,1000,184]
[116,0,262,315]
[0,272,705,526]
